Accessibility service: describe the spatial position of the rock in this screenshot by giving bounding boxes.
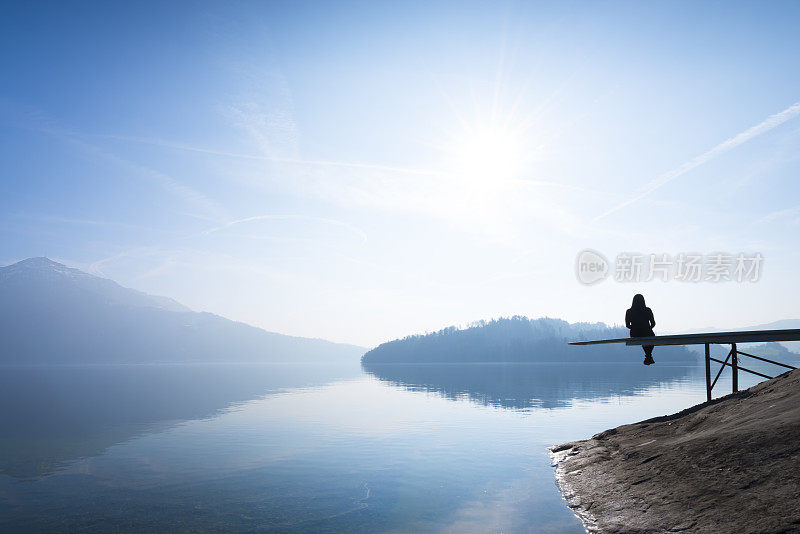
[550,369,800,533]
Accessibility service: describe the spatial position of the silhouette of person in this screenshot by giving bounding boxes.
[626,294,656,365]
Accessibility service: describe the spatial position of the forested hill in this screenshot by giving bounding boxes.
[361,317,698,364]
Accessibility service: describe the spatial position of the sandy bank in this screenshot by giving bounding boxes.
[550,369,800,533]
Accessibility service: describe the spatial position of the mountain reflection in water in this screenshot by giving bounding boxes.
[0,363,361,479]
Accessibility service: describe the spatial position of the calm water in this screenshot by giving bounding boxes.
[0,360,764,532]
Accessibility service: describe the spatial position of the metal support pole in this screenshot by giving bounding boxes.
[731,343,738,393]
[705,343,711,401]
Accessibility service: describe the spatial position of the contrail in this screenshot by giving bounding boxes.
[593,101,800,222]
[203,214,368,243]
[101,134,444,177]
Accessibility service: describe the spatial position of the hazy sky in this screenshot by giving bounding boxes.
[3,1,800,346]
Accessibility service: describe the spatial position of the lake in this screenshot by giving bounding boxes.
[0,359,762,532]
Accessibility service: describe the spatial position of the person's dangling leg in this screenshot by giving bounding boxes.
[643,345,655,365]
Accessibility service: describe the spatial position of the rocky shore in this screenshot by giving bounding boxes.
[550,369,800,533]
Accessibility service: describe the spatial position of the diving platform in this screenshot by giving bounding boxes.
[570,328,800,401]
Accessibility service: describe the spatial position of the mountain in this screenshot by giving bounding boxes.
[747,318,800,330]
[1,257,190,312]
[0,257,364,364]
[361,316,698,364]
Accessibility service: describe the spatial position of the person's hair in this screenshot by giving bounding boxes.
[631,294,646,309]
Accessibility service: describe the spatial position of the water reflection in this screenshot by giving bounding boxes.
[362,361,699,410]
[0,363,360,478]
[0,360,712,533]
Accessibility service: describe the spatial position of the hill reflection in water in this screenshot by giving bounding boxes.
[362,361,699,410]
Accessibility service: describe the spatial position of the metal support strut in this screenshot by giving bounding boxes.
[569,328,800,403]
[704,342,795,401]
[704,343,711,402]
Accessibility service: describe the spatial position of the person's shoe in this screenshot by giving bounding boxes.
[643,355,655,366]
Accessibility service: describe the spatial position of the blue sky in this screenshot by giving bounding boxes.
[3,1,800,346]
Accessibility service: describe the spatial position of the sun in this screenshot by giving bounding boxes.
[445,125,526,190]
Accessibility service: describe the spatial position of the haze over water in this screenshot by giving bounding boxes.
[0,360,761,532]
